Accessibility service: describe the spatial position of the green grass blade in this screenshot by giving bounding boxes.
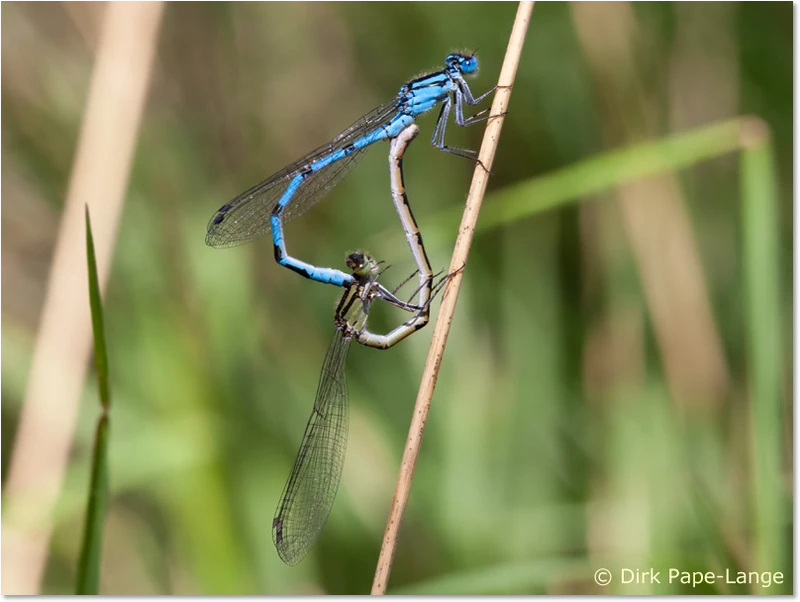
[76,207,112,594]
[476,117,745,231]
[740,130,786,583]
[75,415,110,594]
[85,207,111,410]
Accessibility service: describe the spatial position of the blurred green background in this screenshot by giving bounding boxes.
[1,1,792,595]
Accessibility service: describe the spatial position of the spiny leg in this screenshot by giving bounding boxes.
[431,93,495,171]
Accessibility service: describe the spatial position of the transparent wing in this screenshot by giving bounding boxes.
[272,332,352,565]
[206,98,401,248]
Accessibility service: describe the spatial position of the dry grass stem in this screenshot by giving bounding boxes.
[570,2,730,406]
[370,1,535,594]
[2,3,164,593]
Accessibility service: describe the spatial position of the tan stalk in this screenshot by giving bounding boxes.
[370,1,535,594]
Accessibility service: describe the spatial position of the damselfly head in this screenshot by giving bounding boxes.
[445,52,479,76]
[345,250,378,277]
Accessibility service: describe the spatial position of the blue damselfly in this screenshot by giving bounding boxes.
[206,53,496,288]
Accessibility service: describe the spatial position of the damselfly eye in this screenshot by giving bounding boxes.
[461,56,478,74]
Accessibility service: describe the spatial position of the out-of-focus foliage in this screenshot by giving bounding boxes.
[2,2,792,594]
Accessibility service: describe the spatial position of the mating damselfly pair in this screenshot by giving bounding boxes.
[206,53,499,565]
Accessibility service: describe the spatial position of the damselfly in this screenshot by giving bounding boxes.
[272,250,452,565]
[206,53,496,289]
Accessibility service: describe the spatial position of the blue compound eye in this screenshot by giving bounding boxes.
[461,55,478,74]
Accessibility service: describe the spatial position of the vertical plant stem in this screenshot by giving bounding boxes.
[370,1,535,594]
[740,120,785,579]
[75,416,109,594]
[2,3,164,593]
